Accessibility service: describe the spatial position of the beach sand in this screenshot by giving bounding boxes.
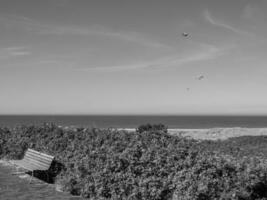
[120,127,267,140]
[168,127,267,140]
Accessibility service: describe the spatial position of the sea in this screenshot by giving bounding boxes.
[1,115,267,129]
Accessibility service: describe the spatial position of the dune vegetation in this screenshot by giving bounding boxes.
[1,123,267,200]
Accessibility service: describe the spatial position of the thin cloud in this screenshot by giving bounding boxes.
[0,14,169,49]
[40,25,169,48]
[0,46,31,59]
[242,4,265,21]
[204,10,252,36]
[78,44,223,72]
[9,51,31,56]
[0,14,43,32]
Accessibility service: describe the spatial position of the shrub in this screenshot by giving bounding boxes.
[1,124,267,199]
[136,123,168,134]
[195,136,267,159]
[173,153,267,200]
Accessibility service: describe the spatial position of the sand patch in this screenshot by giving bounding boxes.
[168,127,267,140]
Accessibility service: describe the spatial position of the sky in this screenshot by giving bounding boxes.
[1,0,267,115]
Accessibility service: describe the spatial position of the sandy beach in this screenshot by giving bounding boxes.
[169,127,267,140]
[120,127,267,140]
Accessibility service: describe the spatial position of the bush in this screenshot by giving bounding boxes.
[136,123,168,134]
[173,153,267,200]
[195,136,267,159]
[1,124,267,199]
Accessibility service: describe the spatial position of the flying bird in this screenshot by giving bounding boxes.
[196,75,204,80]
[182,32,189,37]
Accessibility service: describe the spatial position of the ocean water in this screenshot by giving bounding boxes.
[1,115,267,129]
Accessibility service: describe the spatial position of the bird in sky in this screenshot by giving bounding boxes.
[182,32,189,37]
[196,75,204,80]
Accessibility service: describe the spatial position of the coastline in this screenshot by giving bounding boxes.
[120,127,267,140]
[170,127,267,140]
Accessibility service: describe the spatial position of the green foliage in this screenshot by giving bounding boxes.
[136,123,168,134]
[173,153,267,200]
[195,135,267,159]
[1,124,267,199]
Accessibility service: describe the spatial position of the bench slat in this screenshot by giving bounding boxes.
[25,152,54,160]
[23,158,52,169]
[25,151,54,162]
[24,153,53,164]
[27,149,54,159]
[12,148,54,172]
[23,157,52,169]
[15,159,50,171]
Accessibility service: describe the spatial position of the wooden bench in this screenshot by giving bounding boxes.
[11,148,54,182]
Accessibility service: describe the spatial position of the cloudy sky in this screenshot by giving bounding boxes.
[1,0,267,115]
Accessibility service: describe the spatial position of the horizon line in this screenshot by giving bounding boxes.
[2,114,267,117]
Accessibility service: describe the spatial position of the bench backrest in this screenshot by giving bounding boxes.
[23,148,54,171]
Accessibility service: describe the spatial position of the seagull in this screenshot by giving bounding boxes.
[196,75,204,80]
[182,32,189,37]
